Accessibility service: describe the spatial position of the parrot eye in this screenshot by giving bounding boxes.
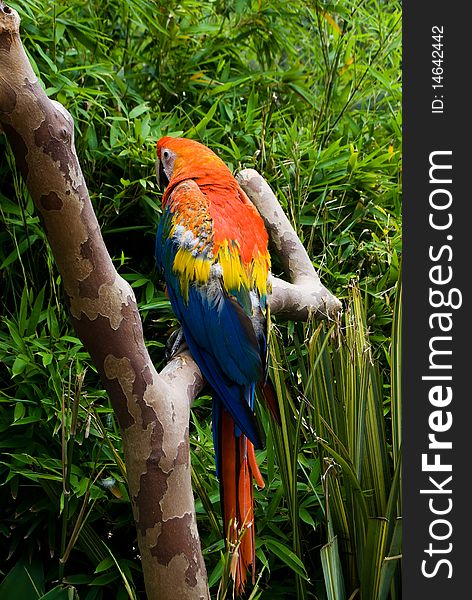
[157,147,174,190]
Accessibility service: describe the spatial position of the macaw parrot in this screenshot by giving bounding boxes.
[155,136,275,592]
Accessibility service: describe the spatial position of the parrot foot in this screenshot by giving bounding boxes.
[165,327,187,361]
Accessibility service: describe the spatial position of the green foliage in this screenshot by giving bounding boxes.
[1,0,401,598]
[311,284,402,599]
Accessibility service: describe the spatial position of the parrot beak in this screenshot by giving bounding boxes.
[157,159,169,192]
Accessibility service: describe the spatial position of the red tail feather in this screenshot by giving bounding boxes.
[220,408,264,594]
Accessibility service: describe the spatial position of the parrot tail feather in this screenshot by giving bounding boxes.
[247,438,264,489]
[220,408,263,595]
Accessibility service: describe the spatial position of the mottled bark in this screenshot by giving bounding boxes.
[0,4,341,599]
[0,5,208,599]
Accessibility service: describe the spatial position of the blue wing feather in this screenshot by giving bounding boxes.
[156,203,265,452]
[165,274,262,448]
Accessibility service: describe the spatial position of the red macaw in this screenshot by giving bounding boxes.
[155,136,274,592]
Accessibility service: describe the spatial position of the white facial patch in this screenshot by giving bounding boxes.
[210,263,223,278]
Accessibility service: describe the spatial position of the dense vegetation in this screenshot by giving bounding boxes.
[0,1,401,598]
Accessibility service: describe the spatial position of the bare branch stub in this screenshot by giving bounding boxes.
[237,169,342,321]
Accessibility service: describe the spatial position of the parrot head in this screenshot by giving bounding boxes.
[156,136,234,198]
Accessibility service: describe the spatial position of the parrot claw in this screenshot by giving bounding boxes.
[165,327,187,361]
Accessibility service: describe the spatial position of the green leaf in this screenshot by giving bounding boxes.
[0,558,44,599]
[11,416,42,426]
[27,285,46,335]
[185,101,219,138]
[41,352,53,367]
[263,539,310,581]
[109,123,120,148]
[299,507,316,528]
[39,586,79,600]
[360,518,389,599]
[13,402,26,422]
[378,518,402,600]
[128,103,149,119]
[12,356,28,377]
[207,557,224,588]
[1,235,40,269]
[18,286,29,336]
[94,557,114,573]
[90,572,119,586]
[321,535,346,600]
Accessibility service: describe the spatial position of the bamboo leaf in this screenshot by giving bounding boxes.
[185,101,219,138]
[0,558,44,599]
[263,539,310,581]
[39,586,79,600]
[128,103,149,119]
[94,557,114,574]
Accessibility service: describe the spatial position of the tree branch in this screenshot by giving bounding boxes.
[1,4,341,599]
[0,5,208,599]
[236,169,342,321]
